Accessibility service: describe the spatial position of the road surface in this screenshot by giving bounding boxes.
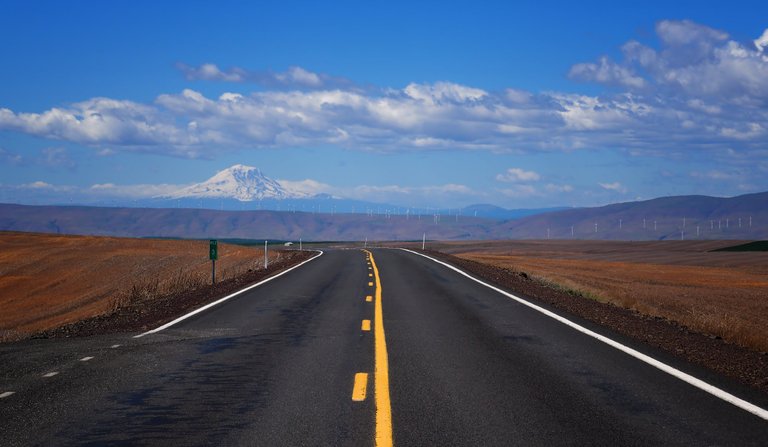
[1,248,767,446]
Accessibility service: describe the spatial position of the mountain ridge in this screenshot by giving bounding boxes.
[1,191,766,241]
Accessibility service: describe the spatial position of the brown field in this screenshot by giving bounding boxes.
[428,240,768,352]
[0,231,281,340]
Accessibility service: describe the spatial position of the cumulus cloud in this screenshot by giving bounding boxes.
[0,21,766,166]
[569,57,646,88]
[571,20,768,103]
[495,168,540,182]
[756,29,768,53]
[176,63,352,90]
[22,180,54,189]
[598,181,627,193]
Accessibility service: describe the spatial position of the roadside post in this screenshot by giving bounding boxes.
[209,239,218,284]
[264,240,268,269]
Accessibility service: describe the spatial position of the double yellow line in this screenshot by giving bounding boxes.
[364,249,393,447]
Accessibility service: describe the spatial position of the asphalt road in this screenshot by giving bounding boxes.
[1,248,767,446]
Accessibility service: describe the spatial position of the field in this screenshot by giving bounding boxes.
[428,240,768,352]
[0,231,282,340]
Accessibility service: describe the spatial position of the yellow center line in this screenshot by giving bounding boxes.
[352,372,369,401]
[363,249,393,447]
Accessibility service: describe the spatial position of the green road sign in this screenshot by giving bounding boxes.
[209,240,218,260]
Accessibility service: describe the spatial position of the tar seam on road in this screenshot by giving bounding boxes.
[401,248,768,422]
[134,250,324,338]
[364,250,394,447]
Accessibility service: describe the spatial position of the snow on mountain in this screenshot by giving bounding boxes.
[163,165,312,201]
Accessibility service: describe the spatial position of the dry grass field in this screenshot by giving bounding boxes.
[430,240,768,352]
[0,231,281,340]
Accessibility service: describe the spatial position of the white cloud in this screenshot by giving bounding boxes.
[0,21,766,168]
[569,57,646,88]
[755,29,768,53]
[87,183,185,198]
[177,63,245,82]
[176,63,350,89]
[598,181,627,193]
[571,20,768,102]
[277,178,334,196]
[495,168,540,182]
[22,181,54,189]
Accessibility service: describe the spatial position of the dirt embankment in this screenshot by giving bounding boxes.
[0,231,312,340]
[415,243,768,394]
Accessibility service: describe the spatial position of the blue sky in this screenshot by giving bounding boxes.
[1,0,767,208]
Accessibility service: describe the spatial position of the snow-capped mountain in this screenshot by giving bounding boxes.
[164,164,310,201]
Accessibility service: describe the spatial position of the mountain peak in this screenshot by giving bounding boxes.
[164,165,308,201]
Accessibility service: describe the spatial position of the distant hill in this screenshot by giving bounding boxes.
[0,204,495,241]
[2,192,766,241]
[461,204,570,220]
[498,192,768,240]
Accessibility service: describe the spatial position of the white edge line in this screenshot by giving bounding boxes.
[0,391,15,398]
[134,250,324,338]
[399,248,768,421]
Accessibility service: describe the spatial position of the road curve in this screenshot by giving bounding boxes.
[0,248,766,446]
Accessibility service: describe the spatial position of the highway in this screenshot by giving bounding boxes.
[1,248,767,446]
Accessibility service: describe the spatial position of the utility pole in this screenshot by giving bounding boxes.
[299,238,302,251]
[365,237,368,248]
[619,219,622,230]
[571,225,574,237]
